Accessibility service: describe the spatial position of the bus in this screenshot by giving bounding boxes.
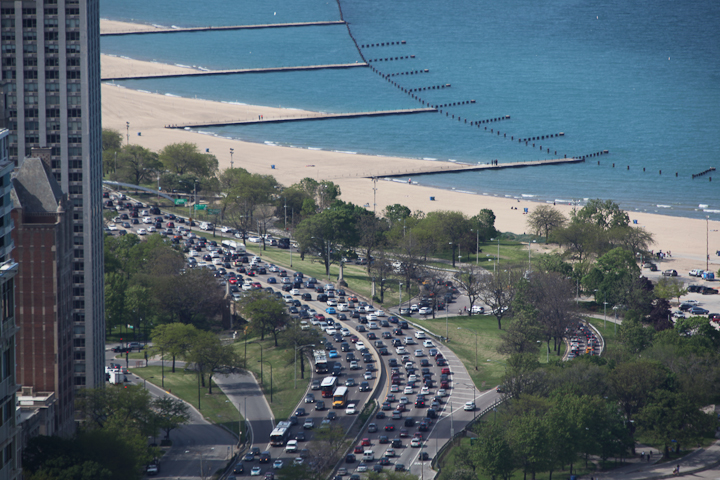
[320,376,338,398]
[269,421,293,446]
[314,350,328,374]
[332,386,349,408]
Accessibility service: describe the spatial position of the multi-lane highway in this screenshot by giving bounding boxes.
[103,192,501,479]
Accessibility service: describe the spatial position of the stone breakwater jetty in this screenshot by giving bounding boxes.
[101,63,368,81]
[100,21,347,36]
[164,108,438,129]
[370,157,586,179]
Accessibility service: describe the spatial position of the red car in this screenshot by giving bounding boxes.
[350,335,359,343]
[361,438,371,446]
[354,445,363,454]
[252,282,262,289]
[441,367,451,375]
[228,277,238,285]
[348,296,358,303]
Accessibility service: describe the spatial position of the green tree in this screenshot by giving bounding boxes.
[582,247,640,307]
[221,169,279,243]
[187,330,241,392]
[152,397,191,440]
[383,203,411,225]
[471,208,499,242]
[236,290,289,345]
[473,421,515,480]
[654,277,688,305]
[421,210,472,267]
[158,142,219,177]
[151,323,200,372]
[573,199,629,230]
[526,205,566,242]
[508,411,549,480]
[637,390,716,457]
[617,314,655,353]
[111,144,161,186]
[151,268,227,329]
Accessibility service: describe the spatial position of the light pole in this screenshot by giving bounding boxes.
[259,360,273,403]
[230,148,234,169]
[707,216,710,272]
[448,242,454,267]
[445,303,449,341]
[537,340,549,363]
[491,237,500,267]
[295,343,315,389]
[399,282,403,311]
[126,121,129,145]
[528,240,536,273]
[473,228,479,265]
[603,299,608,329]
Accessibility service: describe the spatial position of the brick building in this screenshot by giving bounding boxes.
[11,153,74,437]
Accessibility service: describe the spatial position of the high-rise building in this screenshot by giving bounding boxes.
[0,128,21,480]
[0,0,104,388]
[12,152,75,437]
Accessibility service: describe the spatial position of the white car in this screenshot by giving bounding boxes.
[404,386,414,394]
[390,384,400,393]
[251,466,261,476]
[411,438,422,448]
[414,349,424,357]
[356,341,366,351]
[396,346,407,355]
[346,404,357,415]
[273,459,284,469]
[326,299,338,306]
[368,314,378,322]
[291,289,301,296]
[464,401,476,411]
[147,226,156,232]
[414,331,427,339]
[338,303,349,312]
[408,374,417,383]
[293,457,304,466]
[142,217,153,224]
[419,307,432,315]
[375,310,386,317]
[303,419,314,429]
[684,299,699,305]
[437,389,448,397]
[221,226,233,233]
[364,305,375,312]
[137,228,147,235]
[356,463,368,472]
[471,305,485,314]
[364,371,373,380]
[399,396,409,405]
[283,295,293,303]
[285,440,298,453]
[341,328,351,337]
[422,340,434,348]
[242,283,253,291]
[248,236,262,243]
[369,322,379,329]
[421,386,430,395]
[107,224,118,231]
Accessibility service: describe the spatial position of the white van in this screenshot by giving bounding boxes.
[221,239,237,251]
[199,222,213,231]
[285,440,298,453]
[363,450,374,461]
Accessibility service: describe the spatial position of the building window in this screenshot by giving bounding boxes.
[66,58,80,67]
[66,18,79,28]
[22,18,37,29]
[74,376,86,386]
[45,58,59,67]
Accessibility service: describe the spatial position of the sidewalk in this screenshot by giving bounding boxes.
[582,440,720,480]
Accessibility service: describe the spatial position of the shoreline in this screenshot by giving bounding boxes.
[101,83,720,275]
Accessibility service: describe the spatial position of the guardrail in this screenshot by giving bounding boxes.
[431,396,508,473]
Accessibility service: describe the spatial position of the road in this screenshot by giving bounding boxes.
[105,348,237,479]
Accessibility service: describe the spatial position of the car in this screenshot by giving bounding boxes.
[385,423,395,431]
[356,463,368,472]
[354,445,364,454]
[312,379,321,390]
[392,410,402,420]
[346,378,356,387]
[315,401,325,411]
[368,423,378,433]
[396,346,407,355]
[345,454,356,464]
[373,464,384,473]
[326,411,337,421]
[244,452,255,462]
[662,269,678,277]
[690,306,710,315]
[303,418,314,429]
[411,437,422,448]
[419,307,432,315]
[414,349,424,357]
[390,384,400,392]
[328,350,339,358]
[394,463,406,471]
[376,411,386,419]
[295,408,306,417]
[364,371,373,380]
[293,457,304,466]
[251,466,262,476]
[423,340,434,348]
[338,467,348,476]
[305,393,315,403]
[404,386,414,394]
[346,404,358,415]
[233,462,245,473]
[326,307,337,315]
[359,381,371,391]
[273,459,283,469]
[384,447,396,457]
[464,401,476,411]
[379,435,389,444]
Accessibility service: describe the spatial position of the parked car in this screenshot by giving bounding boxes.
[662,269,678,277]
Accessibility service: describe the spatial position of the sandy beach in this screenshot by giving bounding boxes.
[101,68,720,276]
[100,19,165,34]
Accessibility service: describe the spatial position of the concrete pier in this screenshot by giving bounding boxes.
[101,62,368,81]
[369,157,585,179]
[165,107,438,129]
[100,21,347,36]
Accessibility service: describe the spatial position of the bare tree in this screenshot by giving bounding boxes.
[393,232,426,303]
[454,265,488,316]
[368,251,395,303]
[307,425,350,474]
[416,267,448,319]
[524,271,579,355]
[477,267,524,329]
[526,205,567,242]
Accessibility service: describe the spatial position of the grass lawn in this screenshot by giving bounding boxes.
[133,366,245,441]
[413,313,509,390]
[232,336,310,421]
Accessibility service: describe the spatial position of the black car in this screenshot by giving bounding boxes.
[295,432,306,441]
[373,464,383,473]
[243,453,254,462]
[345,453,356,463]
[394,463,406,471]
[233,462,244,473]
[359,381,370,391]
[316,401,325,411]
[376,411,386,419]
[379,435,389,444]
[404,417,416,427]
[391,438,402,448]
[326,411,337,421]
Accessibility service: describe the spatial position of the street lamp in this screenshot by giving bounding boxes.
[295,343,315,389]
[537,340,549,363]
[603,299,608,329]
[458,327,478,370]
[258,360,273,403]
[472,228,479,265]
[398,282,403,311]
[491,237,500,267]
[448,242,455,267]
[230,148,234,169]
[126,121,130,145]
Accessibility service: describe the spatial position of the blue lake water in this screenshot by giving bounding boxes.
[101,0,720,219]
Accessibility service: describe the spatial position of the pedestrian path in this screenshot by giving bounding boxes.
[581,439,720,480]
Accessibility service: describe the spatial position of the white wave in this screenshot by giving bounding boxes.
[198,67,211,72]
[334,151,357,154]
[137,90,152,94]
[423,157,437,161]
[165,93,181,97]
[522,194,536,198]
[456,190,476,195]
[482,193,489,196]
[184,127,191,131]
[174,64,192,69]
[699,204,709,208]
[197,130,214,135]
[151,24,167,29]
[120,56,131,59]
[171,25,180,29]
[703,209,720,213]
[308,147,322,151]
[656,205,671,208]
[555,199,574,204]
[448,159,457,162]
[505,195,513,198]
